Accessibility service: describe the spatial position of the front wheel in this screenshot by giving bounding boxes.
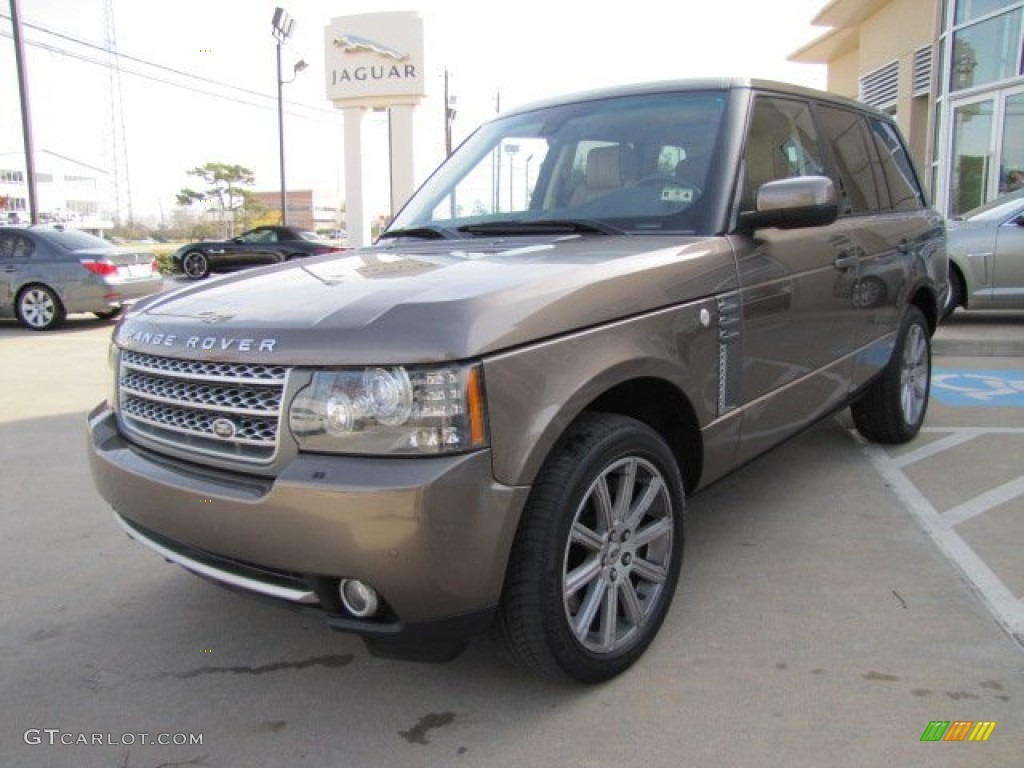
[851,306,931,443]
[497,413,685,683]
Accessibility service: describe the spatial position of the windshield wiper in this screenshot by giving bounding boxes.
[457,218,624,236]
[377,225,456,240]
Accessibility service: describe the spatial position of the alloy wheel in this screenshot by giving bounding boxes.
[562,456,674,654]
[899,323,929,427]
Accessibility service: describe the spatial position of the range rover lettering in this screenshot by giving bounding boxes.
[88,79,947,683]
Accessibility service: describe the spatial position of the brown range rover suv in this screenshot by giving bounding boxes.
[88,79,947,683]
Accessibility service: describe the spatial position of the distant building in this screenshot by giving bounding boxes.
[253,189,345,233]
[0,149,115,234]
[791,0,1024,216]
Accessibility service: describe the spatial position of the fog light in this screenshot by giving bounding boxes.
[339,579,379,618]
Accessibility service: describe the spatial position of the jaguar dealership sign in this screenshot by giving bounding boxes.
[324,12,425,107]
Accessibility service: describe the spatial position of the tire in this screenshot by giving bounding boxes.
[181,251,210,280]
[496,412,685,683]
[16,284,66,331]
[851,306,931,444]
[941,267,964,321]
[93,307,123,320]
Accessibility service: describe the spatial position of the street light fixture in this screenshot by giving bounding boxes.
[272,7,302,225]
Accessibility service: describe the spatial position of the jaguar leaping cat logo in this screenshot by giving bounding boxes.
[332,35,409,61]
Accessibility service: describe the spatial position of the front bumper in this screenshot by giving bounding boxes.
[87,403,528,648]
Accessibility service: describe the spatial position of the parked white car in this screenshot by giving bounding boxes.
[943,188,1024,318]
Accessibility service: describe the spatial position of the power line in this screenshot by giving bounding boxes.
[0,13,341,122]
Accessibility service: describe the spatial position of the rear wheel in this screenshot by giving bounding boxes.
[497,413,685,683]
[16,285,66,331]
[851,306,931,443]
[93,307,123,320]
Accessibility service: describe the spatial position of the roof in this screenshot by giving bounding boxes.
[495,77,876,120]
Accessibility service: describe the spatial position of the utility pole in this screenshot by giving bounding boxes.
[104,0,134,231]
[10,0,39,225]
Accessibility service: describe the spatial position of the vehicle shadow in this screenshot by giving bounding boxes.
[0,314,119,338]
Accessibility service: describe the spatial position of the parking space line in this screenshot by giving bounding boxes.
[893,429,982,468]
[942,476,1024,529]
[854,434,1024,649]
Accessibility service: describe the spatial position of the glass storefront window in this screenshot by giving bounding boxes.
[950,99,994,215]
[950,9,1022,91]
[999,92,1024,193]
[956,0,1017,24]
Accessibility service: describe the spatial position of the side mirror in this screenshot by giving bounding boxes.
[739,176,838,231]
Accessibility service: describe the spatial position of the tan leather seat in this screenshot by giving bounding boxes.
[569,145,632,207]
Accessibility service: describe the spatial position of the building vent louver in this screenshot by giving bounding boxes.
[859,61,899,111]
[913,45,933,96]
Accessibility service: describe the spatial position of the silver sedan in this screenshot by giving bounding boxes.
[944,188,1024,319]
[0,226,164,331]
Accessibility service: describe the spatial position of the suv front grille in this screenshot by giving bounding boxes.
[118,350,289,463]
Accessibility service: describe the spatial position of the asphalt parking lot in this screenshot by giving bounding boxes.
[1,310,1021,767]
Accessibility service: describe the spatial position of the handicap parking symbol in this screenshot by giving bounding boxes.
[931,369,1024,407]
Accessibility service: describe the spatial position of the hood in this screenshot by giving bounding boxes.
[118,235,737,365]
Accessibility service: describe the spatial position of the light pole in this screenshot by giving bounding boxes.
[443,68,457,157]
[272,8,305,226]
[524,153,533,205]
[504,144,519,210]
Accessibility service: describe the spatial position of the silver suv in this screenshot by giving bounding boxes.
[88,79,946,683]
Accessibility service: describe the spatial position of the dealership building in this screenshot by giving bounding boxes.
[792,0,1024,216]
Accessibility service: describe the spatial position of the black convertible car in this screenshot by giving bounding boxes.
[172,226,346,279]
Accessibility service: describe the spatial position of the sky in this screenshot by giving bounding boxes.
[1,0,829,224]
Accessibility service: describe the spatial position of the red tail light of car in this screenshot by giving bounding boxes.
[80,259,119,276]
[310,246,348,256]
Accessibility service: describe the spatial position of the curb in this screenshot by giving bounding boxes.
[933,311,1024,358]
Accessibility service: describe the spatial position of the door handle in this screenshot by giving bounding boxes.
[833,252,858,270]
[2,266,17,273]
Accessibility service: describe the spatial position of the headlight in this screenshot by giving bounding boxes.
[289,363,488,455]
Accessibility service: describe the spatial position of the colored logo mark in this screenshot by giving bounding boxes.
[920,720,997,742]
[931,369,1024,407]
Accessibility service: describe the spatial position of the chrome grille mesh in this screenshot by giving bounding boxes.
[121,371,282,414]
[118,351,288,462]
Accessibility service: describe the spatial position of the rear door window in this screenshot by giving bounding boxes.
[868,118,926,211]
[0,233,34,260]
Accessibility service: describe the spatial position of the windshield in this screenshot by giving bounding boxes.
[389,90,728,237]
